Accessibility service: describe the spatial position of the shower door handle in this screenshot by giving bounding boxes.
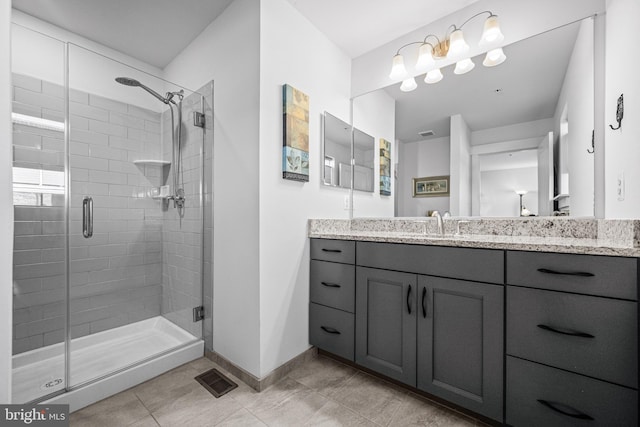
[83,196,93,238]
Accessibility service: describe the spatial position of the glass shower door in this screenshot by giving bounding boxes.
[10,24,68,404]
[67,43,204,388]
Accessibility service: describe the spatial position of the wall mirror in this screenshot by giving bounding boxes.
[323,112,376,192]
[353,16,597,217]
[322,112,351,188]
[353,128,375,192]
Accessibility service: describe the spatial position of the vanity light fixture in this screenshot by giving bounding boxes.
[389,11,505,91]
[400,77,418,92]
[424,68,444,84]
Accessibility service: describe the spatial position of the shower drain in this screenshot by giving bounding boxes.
[40,378,63,390]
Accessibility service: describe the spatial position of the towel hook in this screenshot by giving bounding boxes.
[609,93,624,130]
[587,130,594,154]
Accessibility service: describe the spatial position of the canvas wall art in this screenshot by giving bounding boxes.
[282,84,309,182]
[379,138,391,196]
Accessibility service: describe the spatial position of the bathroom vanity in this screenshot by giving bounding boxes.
[308,218,639,426]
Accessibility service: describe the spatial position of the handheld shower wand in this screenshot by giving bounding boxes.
[115,77,186,211]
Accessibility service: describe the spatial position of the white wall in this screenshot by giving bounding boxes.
[1,2,13,404]
[397,136,450,217]
[604,0,640,218]
[450,115,472,216]
[11,11,166,112]
[472,118,554,146]
[554,19,595,217]
[351,0,606,98]
[480,167,538,217]
[352,89,395,217]
[258,0,353,377]
[164,0,262,376]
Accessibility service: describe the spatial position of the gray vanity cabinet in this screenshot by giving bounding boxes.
[417,276,504,421]
[310,237,639,425]
[505,251,638,427]
[355,267,417,386]
[309,239,356,361]
[353,241,505,420]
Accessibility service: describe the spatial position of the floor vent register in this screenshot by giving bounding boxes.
[195,368,238,398]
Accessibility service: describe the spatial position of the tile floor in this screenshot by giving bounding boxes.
[70,355,485,426]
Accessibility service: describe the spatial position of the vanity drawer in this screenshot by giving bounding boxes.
[310,260,355,313]
[309,303,354,361]
[507,286,637,388]
[356,242,504,284]
[506,356,638,427]
[506,251,637,300]
[311,239,355,264]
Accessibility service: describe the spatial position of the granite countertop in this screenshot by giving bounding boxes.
[308,218,640,257]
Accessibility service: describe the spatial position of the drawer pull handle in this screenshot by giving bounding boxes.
[321,249,342,253]
[537,399,594,420]
[321,282,341,288]
[537,268,594,277]
[407,285,412,315]
[537,324,595,338]
[421,286,427,318]
[320,326,341,335]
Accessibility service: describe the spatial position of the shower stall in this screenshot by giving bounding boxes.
[10,25,213,409]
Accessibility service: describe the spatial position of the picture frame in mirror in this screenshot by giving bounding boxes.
[413,175,450,198]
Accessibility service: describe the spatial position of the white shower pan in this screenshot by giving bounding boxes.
[13,316,203,411]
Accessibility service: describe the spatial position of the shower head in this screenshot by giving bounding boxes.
[115,76,169,104]
[115,77,140,87]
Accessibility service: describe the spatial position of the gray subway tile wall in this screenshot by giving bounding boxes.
[12,73,214,355]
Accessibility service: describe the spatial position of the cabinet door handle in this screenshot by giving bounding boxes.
[537,268,594,277]
[421,286,427,318]
[537,399,594,420]
[321,248,342,253]
[321,282,341,288]
[320,326,340,335]
[407,285,412,315]
[537,324,595,338]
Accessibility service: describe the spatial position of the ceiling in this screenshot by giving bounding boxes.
[284,0,480,58]
[12,0,480,68]
[11,0,582,145]
[480,149,538,172]
[11,0,235,68]
[387,20,581,143]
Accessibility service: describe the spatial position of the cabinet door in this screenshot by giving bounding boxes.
[356,267,417,386]
[417,276,504,421]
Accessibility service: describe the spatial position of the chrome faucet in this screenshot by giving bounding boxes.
[431,210,444,236]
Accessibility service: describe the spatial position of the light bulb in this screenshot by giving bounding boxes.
[454,58,475,75]
[448,29,469,60]
[483,47,506,67]
[415,43,435,72]
[400,77,418,92]
[479,15,504,49]
[389,54,408,80]
[424,69,443,84]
